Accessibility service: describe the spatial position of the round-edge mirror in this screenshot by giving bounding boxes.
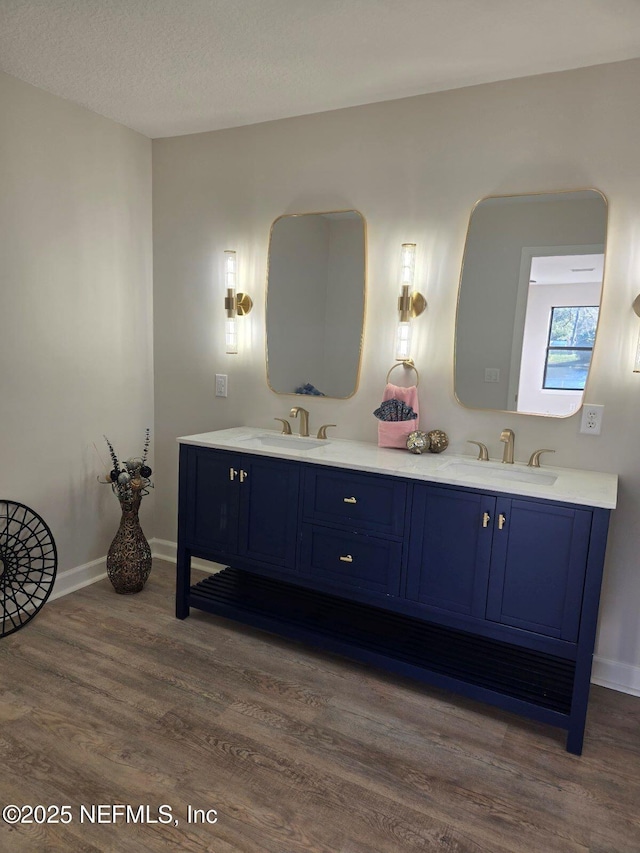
[455,189,607,417]
[266,210,366,399]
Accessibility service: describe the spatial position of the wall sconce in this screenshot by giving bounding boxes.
[394,243,426,361]
[223,250,252,354]
[633,294,640,372]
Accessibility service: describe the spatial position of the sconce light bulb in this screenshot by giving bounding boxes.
[224,250,238,353]
[400,243,416,287]
[395,320,413,361]
[225,317,238,355]
[634,327,640,373]
[224,250,237,291]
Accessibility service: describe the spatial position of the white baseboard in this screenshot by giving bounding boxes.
[150,538,225,573]
[47,539,223,604]
[591,656,640,697]
[47,540,640,698]
[50,556,107,601]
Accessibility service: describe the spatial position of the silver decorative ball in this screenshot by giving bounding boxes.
[406,430,431,454]
[427,429,449,453]
[125,456,144,472]
[117,471,131,484]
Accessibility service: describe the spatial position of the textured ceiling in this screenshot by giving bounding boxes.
[1,0,640,138]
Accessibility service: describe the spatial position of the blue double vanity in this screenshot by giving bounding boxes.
[176,427,617,755]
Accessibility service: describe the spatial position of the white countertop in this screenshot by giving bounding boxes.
[178,427,618,509]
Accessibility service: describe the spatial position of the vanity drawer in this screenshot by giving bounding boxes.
[303,468,407,536]
[301,524,402,595]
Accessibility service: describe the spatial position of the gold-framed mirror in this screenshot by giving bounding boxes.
[454,189,607,417]
[266,210,366,398]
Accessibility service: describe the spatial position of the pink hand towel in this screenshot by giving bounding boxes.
[377,382,420,449]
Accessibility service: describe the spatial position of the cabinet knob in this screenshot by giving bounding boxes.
[498,513,507,530]
[229,468,238,481]
[339,554,353,563]
[482,511,491,528]
[240,470,248,482]
[343,496,357,504]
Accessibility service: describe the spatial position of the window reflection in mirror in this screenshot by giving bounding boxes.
[454,190,607,417]
[266,210,366,399]
[542,305,599,391]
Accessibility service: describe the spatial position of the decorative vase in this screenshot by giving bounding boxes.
[106,492,152,594]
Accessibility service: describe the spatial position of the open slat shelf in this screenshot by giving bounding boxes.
[190,568,575,720]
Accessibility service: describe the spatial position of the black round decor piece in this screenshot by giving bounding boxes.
[0,500,58,638]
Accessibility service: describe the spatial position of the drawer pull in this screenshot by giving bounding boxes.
[229,468,238,481]
[343,496,357,504]
[498,513,507,530]
[339,554,353,563]
[482,511,491,528]
[240,470,248,482]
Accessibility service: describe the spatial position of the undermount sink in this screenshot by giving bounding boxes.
[241,433,327,451]
[440,460,558,486]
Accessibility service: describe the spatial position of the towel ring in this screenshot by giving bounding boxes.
[386,359,419,386]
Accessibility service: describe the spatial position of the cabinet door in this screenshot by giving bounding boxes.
[407,485,495,617]
[486,498,591,641]
[237,455,300,570]
[185,448,240,553]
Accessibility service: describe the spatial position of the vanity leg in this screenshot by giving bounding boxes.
[565,654,592,755]
[565,509,609,755]
[176,548,191,619]
[566,719,585,756]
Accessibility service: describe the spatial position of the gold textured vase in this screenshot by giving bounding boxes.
[106,492,152,594]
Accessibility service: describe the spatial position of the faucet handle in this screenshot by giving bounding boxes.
[274,418,292,435]
[317,424,336,440]
[527,449,555,468]
[467,440,489,461]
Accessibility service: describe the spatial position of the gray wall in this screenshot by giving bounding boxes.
[0,72,153,583]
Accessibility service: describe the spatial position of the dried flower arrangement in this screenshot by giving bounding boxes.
[97,429,153,502]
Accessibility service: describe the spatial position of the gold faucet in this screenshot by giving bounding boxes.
[528,449,555,468]
[500,428,515,464]
[467,440,489,461]
[316,424,336,439]
[289,406,310,437]
[274,417,292,435]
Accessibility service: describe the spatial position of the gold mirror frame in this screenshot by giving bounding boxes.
[265,209,367,399]
[454,188,608,418]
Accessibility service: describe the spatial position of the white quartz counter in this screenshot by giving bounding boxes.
[178,427,618,509]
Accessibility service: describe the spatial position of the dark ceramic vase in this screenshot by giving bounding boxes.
[106,492,151,594]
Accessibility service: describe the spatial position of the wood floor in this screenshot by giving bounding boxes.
[1,561,639,853]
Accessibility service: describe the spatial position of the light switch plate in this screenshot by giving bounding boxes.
[484,368,500,383]
[215,374,228,398]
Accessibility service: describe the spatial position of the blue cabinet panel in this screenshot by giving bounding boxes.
[407,485,495,617]
[186,447,239,552]
[486,499,591,641]
[238,456,299,569]
[303,467,406,536]
[301,524,402,595]
[182,446,299,572]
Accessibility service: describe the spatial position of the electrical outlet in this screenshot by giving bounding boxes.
[580,403,604,435]
[215,374,228,398]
